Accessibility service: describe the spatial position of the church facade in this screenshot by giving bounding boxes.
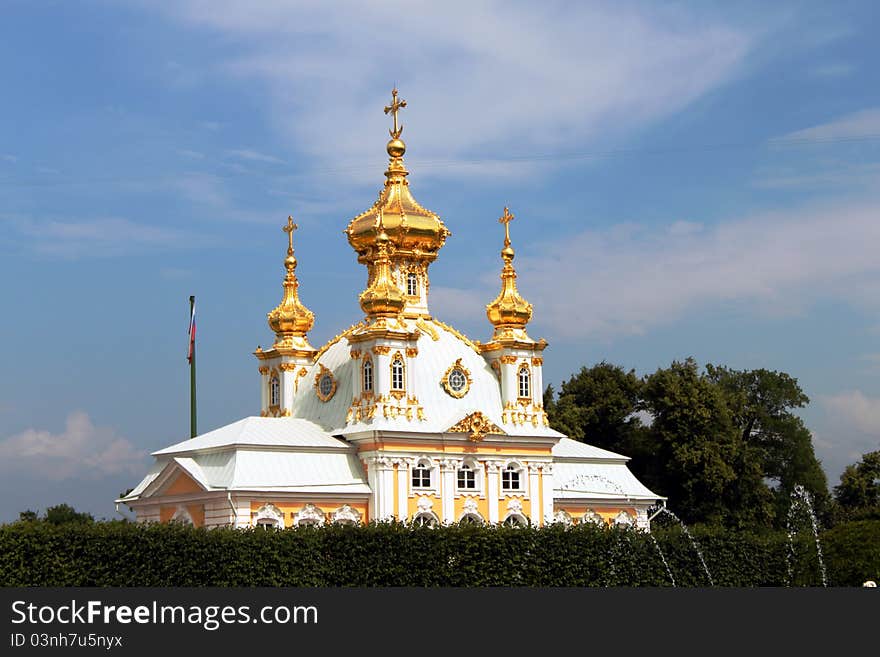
[119,90,662,531]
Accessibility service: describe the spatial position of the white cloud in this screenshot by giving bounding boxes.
[0,412,146,481]
[10,216,201,258]
[225,149,286,165]
[778,108,880,142]
[432,200,880,340]
[809,63,854,79]
[1,154,17,163]
[149,2,753,180]
[821,391,880,437]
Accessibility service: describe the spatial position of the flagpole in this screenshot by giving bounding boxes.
[189,295,197,439]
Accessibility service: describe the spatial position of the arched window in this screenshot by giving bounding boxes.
[412,512,438,528]
[457,463,476,490]
[502,513,529,527]
[269,374,280,407]
[518,364,530,399]
[459,514,483,526]
[501,463,523,492]
[412,460,432,489]
[614,511,634,527]
[253,503,284,530]
[171,505,194,526]
[391,355,405,391]
[362,359,373,393]
[406,272,418,296]
[292,503,325,527]
[583,509,605,526]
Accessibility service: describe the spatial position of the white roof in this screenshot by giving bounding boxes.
[293,318,564,438]
[551,437,629,461]
[152,416,353,455]
[553,461,662,501]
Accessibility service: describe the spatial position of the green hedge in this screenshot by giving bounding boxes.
[1,520,876,587]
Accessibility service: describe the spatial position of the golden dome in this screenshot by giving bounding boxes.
[267,216,315,347]
[358,222,406,318]
[345,89,450,263]
[486,207,533,331]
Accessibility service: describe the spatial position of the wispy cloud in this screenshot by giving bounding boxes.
[1,154,17,164]
[149,2,754,181]
[0,412,146,480]
[8,216,202,258]
[778,108,880,142]
[432,199,880,340]
[177,149,205,159]
[226,149,286,165]
[809,63,854,79]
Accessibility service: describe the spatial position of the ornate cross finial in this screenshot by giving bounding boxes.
[384,87,407,139]
[283,215,298,254]
[499,206,515,247]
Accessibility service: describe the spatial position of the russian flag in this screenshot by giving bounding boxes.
[187,298,196,364]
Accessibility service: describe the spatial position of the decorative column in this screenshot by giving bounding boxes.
[486,461,501,524]
[259,367,269,412]
[396,458,411,521]
[541,464,555,525]
[528,463,542,527]
[377,457,395,521]
[440,458,458,524]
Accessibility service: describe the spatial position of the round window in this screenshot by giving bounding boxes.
[319,374,333,397]
[448,368,467,392]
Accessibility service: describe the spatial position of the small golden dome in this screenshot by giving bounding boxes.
[267,216,315,347]
[486,207,533,331]
[358,219,406,318]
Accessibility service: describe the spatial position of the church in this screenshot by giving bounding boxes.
[118,90,662,530]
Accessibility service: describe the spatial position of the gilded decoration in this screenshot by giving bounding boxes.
[448,412,504,442]
[441,358,472,399]
[416,317,439,341]
[345,89,450,272]
[499,355,518,365]
[350,349,362,359]
[258,366,269,375]
[314,363,337,402]
[430,319,481,354]
[266,216,316,350]
[358,220,406,318]
[405,347,418,358]
[314,323,363,361]
[372,345,391,355]
[279,362,299,372]
[485,207,534,339]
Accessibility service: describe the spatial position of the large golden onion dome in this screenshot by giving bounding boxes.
[486,207,533,331]
[267,216,315,348]
[345,89,450,264]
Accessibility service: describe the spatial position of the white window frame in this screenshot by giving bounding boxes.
[269,374,280,407]
[391,355,405,391]
[501,462,526,493]
[518,363,531,399]
[406,271,418,296]
[456,459,483,495]
[362,358,373,393]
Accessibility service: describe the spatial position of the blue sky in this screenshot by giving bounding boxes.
[1,1,879,522]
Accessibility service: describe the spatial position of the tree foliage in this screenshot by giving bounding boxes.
[546,358,828,528]
[834,451,880,518]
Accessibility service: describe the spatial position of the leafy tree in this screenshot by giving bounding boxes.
[545,361,644,455]
[18,510,38,522]
[44,504,94,525]
[705,365,829,522]
[639,358,752,525]
[834,451,880,518]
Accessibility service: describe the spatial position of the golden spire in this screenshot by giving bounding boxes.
[486,207,533,334]
[358,213,406,319]
[345,89,450,274]
[267,215,315,348]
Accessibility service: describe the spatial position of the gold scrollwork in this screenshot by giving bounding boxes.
[373,345,391,355]
[531,357,543,366]
[405,347,418,358]
[447,412,504,442]
[440,358,472,399]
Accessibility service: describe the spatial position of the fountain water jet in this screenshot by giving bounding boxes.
[647,506,715,587]
[785,484,827,587]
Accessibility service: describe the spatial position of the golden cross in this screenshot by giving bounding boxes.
[384,87,407,139]
[283,215,298,253]
[499,207,515,247]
